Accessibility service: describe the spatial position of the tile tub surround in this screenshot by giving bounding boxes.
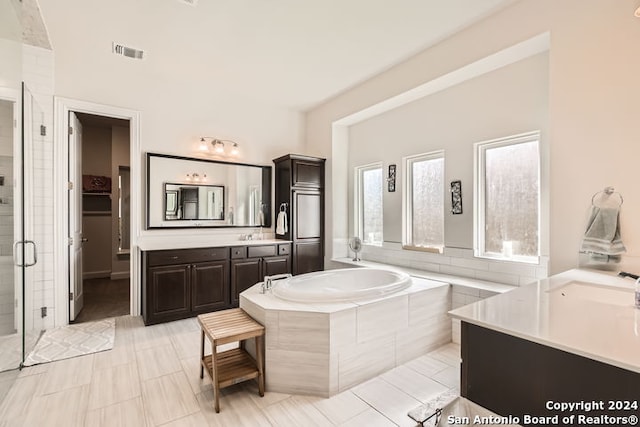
[332,258,514,344]
[240,277,451,397]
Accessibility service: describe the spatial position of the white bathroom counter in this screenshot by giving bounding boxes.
[449,268,640,374]
[137,237,291,251]
[332,257,515,294]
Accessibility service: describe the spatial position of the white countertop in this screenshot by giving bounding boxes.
[138,238,290,251]
[449,268,640,374]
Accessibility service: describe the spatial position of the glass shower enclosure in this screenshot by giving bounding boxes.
[0,0,44,402]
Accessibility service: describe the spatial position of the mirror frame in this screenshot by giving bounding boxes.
[146,152,272,229]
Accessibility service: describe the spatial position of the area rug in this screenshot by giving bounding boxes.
[23,318,115,366]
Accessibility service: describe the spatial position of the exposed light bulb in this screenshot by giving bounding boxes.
[230,142,239,156]
[636,6,640,17]
[214,140,225,154]
[186,174,192,181]
[198,138,209,152]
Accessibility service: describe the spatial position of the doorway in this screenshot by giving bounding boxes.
[70,112,130,323]
[54,97,140,327]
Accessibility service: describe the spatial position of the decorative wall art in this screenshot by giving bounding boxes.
[388,164,396,192]
[451,180,463,214]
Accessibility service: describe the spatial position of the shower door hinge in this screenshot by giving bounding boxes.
[68,126,74,135]
[68,237,73,245]
[40,125,46,136]
[69,292,73,301]
[67,181,74,190]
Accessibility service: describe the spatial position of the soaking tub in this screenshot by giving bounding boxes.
[240,266,452,397]
[271,267,412,303]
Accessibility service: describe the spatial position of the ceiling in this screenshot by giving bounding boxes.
[36,0,516,111]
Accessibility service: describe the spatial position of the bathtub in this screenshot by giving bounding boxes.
[240,267,452,397]
[271,267,412,303]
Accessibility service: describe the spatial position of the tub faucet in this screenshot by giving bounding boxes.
[618,271,639,280]
[261,273,292,294]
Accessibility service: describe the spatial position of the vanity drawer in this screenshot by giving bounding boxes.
[277,244,290,255]
[247,245,277,258]
[147,247,229,266]
[231,247,247,259]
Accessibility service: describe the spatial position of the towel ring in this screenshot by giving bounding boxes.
[279,202,288,212]
[591,187,623,207]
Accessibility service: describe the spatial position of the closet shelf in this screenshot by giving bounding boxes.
[82,211,111,216]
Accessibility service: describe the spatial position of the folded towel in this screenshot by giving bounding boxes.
[276,210,287,235]
[580,206,626,256]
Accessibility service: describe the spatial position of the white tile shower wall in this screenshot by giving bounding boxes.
[22,45,55,332]
[0,155,14,334]
[360,243,549,287]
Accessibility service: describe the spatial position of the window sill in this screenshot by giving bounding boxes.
[402,245,443,254]
[475,251,540,265]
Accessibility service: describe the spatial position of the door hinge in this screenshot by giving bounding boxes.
[69,292,73,301]
[40,125,47,136]
[67,181,74,190]
[68,126,74,135]
[40,306,47,317]
[68,237,73,245]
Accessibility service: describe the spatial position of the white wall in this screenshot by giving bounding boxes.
[38,1,306,249]
[307,0,640,276]
[348,53,549,249]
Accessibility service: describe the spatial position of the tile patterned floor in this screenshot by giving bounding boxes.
[0,315,460,427]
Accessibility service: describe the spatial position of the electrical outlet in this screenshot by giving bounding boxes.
[41,306,47,318]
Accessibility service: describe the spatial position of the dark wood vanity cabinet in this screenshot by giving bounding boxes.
[142,243,291,325]
[274,154,325,275]
[143,247,229,325]
[230,244,291,306]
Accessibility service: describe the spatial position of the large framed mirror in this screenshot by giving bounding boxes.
[146,152,271,228]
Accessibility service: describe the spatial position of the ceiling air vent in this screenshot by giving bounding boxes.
[112,42,144,60]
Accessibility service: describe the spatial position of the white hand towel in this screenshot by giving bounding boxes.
[276,210,288,235]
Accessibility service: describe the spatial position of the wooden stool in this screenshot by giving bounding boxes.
[198,308,265,413]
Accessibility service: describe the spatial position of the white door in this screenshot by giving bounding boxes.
[68,112,84,320]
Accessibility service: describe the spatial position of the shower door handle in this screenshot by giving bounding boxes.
[13,240,38,267]
[24,240,37,267]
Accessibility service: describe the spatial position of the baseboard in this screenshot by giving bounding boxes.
[110,271,130,280]
[83,271,111,280]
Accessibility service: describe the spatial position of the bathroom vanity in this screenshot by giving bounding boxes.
[450,269,640,420]
[141,241,291,325]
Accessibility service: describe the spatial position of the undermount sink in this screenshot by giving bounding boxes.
[548,281,634,307]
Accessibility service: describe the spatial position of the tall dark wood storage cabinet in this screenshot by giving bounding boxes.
[273,154,325,275]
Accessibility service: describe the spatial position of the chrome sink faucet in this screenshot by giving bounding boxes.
[261,273,292,294]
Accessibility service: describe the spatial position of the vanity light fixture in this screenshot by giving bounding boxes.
[186,172,207,182]
[636,5,640,17]
[199,137,241,156]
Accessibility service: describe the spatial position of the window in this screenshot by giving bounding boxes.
[475,132,540,262]
[355,163,383,245]
[404,151,444,252]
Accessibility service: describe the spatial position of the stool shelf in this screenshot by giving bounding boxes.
[201,348,260,389]
[198,308,265,413]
